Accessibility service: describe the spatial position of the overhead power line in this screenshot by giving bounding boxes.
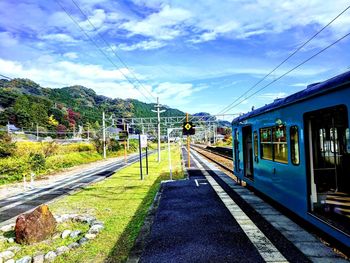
[54,0,154,103]
[70,0,157,102]
[223,30,350,113]
[0,74,12,80]
[217,4,350,115]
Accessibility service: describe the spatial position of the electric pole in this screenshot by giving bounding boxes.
[152,97,166,162]
[102,111,106,159]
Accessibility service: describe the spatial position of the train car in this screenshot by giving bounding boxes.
[232,71,350,247]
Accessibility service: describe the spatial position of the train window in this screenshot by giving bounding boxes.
[290,126,300,165]
[273,125,288,163]
[260,128,273,160]
[253,131,258,158]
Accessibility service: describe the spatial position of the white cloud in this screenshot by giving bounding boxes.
[63,52,78,59]
[121,5,192,40]
[0,58,151,101]
[154,82,207,105]
[117,40,166,51]
[79,9,107,31]
[0,32,17,47]
[40,33,78,43]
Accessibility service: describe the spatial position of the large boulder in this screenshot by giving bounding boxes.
[15,205,57,244]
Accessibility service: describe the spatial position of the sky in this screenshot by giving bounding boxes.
[0,0,350,119]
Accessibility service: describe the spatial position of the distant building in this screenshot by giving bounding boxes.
[6,124,20,132]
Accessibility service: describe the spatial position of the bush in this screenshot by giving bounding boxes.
[42,142,59,157]
[28,153,46,172]
[108,139,121,152]
[0,132,16,157]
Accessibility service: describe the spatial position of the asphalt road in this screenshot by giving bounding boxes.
[0,152,149,224]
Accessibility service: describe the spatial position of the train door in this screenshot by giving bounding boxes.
[233,129,240,173]
[242,126,254,180]
[305,105,350,231]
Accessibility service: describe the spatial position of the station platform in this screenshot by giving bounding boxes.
[132,147,348,263]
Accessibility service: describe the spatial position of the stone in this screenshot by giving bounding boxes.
[44,251,57,262]
[15,205,56,245]
[90,220,103,227]
[0,224,14,232]
[78,237,88,245]
[55,246,69,255]
[0,251,15,260]
[85,233,96,240]
[70,230,81,238]
[7,238,14,244]
[67,242,80,249]
[89,224,104,234]
[32,254,44,263]
[6,247,20,254]
[5,259,14,263]
[52,233,60,240]
[61,230,71,239]
[15,256,31,263]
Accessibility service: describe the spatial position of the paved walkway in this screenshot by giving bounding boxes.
[137,147,348,263]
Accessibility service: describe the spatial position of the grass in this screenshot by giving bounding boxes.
[0,140,143,186]
[1,144,184,262]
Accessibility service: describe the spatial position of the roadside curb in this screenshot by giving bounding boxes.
[126,183,164,263]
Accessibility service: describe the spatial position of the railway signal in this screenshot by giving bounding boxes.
[182,121,195,135]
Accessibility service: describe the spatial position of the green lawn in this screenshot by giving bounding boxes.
[44,144,184,262]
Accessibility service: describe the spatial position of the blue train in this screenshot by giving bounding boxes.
[232,71,350,247]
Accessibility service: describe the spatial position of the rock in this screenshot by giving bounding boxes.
[61,230,71,239]
[5,259,14,263]
[85,233,96,240]
[70,230,81,238]
[44,251,57,262]
[15,205,56,244]
[55,246,69,255]
[15,256,31,263]
[52,233,60,239]
[7,238,14,244]
[89,224,104,234]
[7,246,21,253]
[32,254,44,263]
[90,220,103,227]
[0,251,15,260]
[67,242,80,249]
[78,237,88,245]
[0,224,14,232]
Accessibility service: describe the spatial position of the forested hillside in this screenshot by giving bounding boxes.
[0,78,184,133]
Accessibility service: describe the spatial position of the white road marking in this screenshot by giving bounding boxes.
[191,150,288,263]
[195,179,199,187]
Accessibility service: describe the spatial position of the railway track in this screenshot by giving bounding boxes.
[190,145,233,174]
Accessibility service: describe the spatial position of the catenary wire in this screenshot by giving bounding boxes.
[54,0,154,103]
[70,0,157,102]
[223,30,350,113]
[217,4,350,115]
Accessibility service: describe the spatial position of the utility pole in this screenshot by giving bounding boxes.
[102,111,106,159]
[36,124,39,141]
[152,97,166,163]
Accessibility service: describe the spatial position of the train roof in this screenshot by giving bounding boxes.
[232,70,350,124]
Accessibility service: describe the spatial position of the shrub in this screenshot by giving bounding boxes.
[108,139,121,152]
[42,142,59,157]
[28,153,46,172]
[0,132,16,157]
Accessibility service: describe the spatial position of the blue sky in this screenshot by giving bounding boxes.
[0,0,349,118]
